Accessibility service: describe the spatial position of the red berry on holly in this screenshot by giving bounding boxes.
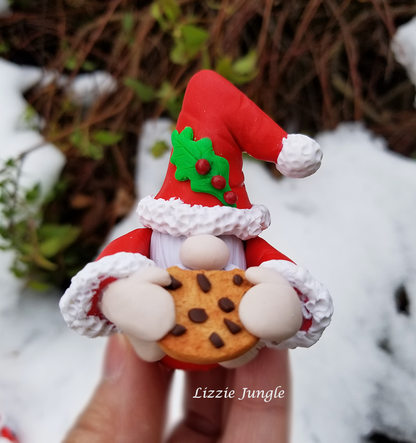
[224,191,238,205]
[195,159,211,175]
[211,175,226,189]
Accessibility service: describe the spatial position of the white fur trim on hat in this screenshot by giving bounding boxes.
[260,260,333,349]
[276,134,322,178]
[137,196,271,240]
[59,252,156,338]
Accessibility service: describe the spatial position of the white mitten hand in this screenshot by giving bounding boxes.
[101,266,175,342]
[239,266,303,343]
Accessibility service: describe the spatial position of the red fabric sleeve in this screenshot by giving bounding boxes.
[96,228,153,260]
[245,236,295,267]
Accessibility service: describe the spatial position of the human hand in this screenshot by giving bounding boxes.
[63,334,291,443]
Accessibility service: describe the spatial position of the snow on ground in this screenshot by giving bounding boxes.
[276,124,416,443]
[0,60,65,199]
[392,16,416,104]
[67,71,117,106]
[0,58,65,315]
[0,0,9,16]
[0,59,105,443]
[1,59,416,443]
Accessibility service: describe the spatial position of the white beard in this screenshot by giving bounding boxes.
[150,231,247,270]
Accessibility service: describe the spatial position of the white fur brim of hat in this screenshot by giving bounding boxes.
[137,196,271,240]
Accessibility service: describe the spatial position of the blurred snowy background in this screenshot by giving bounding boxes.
[1,10,416,443]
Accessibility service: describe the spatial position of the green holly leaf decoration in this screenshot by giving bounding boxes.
[170,127,236,207]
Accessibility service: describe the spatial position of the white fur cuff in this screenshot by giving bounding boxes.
[59,252,156,338]
[260,260,333,349]
[137,196,271,240]
[277,134,322,178]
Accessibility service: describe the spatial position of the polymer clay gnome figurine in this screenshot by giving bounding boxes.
[60,70,333,370]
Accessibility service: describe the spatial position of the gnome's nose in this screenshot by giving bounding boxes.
[180,235,230,270]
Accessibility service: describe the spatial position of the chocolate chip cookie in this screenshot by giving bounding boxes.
[158,266,259,364]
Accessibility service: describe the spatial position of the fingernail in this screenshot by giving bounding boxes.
[104,334,127,380]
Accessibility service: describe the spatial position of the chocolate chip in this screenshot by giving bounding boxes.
[167,275,182,290]
[218,297,235,313]
[224,318,242,334]
[233,274,243,286]
[171,324,187,336]
[197,274,211,292]
[209,332,225,348]
[188,308,208,323]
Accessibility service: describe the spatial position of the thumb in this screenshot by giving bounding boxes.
[63,334,172,443]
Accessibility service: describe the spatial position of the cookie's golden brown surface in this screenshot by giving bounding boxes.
[158,266,259,364]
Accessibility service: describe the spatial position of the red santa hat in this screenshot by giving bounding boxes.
[137,70,322,240]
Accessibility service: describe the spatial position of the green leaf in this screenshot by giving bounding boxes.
[92,130,123,146]
[124,78,156,103]
[233,49,258,76]
[0,226,10,239]
[3,207,16,218]
[38,224,81,258]
[170,40,187,65]
[150,3,167,30]
[27,280,52,291]
[82,60,97,72]
[22,104,37,124]
[70,129,104,159]
[181,25,209,50]
[150,140,169,158]
[207,1,236,14]
[25,183,41,203]
[19,241,33,257]
[159,0,181,23]
[150,2,161,20]
[65,54,78,71]
[170,127,235,207]
[86,142,104,160]
[170,24,209,65]
[156,82,184,120]
[122,12,135,33]
[215,52,259,85]
[156,82,183,119]
[11,265,26,279]
[156,81,176,100]
[69,128,84,148]
[0,42,10,54]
